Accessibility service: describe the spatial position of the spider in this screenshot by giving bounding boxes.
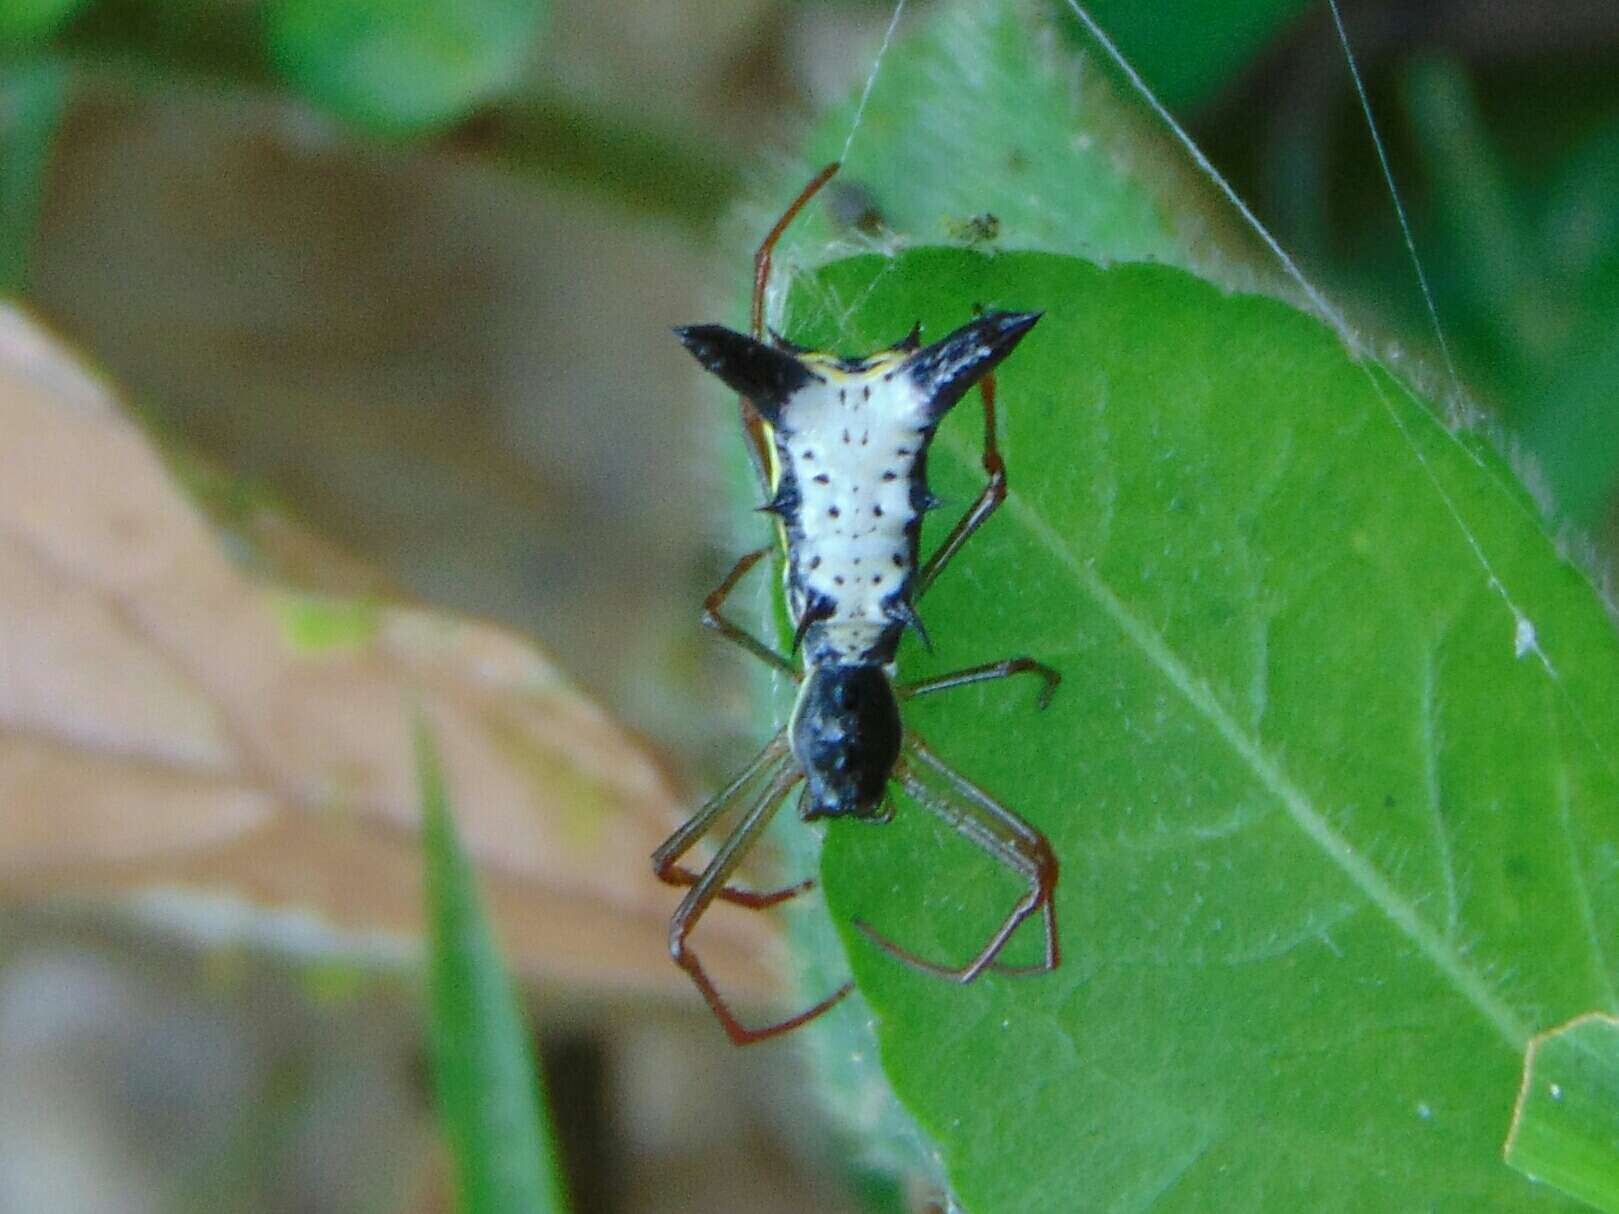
[655,162,1061,1044]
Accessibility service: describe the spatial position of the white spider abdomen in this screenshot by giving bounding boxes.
[775,367,930,663]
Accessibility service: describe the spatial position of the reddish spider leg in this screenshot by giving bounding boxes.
[651,166,850,1043]
[655,165,840,906]
[854,734,1059,981]
[665,756,853,1045]
[870,364,1061,978]
[654,544,812,907]
[699,545,800,681]
[899,657,1058,709]
[915,355,1009,597]
[895,370,1059,715]
[652,731,813,908]
[740,160,841,495]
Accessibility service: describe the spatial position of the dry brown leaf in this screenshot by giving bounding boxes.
[0,304,779,1002]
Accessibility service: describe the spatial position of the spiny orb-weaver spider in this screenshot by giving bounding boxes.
[655,163,1061,1044]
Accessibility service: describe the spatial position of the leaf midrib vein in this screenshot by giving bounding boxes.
[938,432,1532,1050]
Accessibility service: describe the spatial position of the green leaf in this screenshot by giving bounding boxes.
[0,0,84,45]
[265,0,546,135]
[742,1,1277,1178]
[0,60,67,294]
[1507,1014,1619,1213]
[417,715,569,1214]
[712,3,1619,1208]
[776,243,1619,1211]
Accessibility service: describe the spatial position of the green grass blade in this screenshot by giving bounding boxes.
[1508,1015,1619,1213]
[416,715,569,1214]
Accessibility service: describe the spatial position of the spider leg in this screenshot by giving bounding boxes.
[703,545,798,679]
[751,162,841,340]
[853,734,1058,981]
[898,656,1060,710]
[656,866,814,910]
[668,759,853,1044]
[653,731,814,908]
[915,365,1005,601]
[738,161,841,495]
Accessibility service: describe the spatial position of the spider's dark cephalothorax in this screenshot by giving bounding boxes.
[653,163,1062,1045]
[789,664,902,821]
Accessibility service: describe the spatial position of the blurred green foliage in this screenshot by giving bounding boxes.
[0,59,63,291]
[1057,0,1314,108]
[0,0,85,45]
[7,0,1617,535]
[4,0,727,229]
[1205,21,1619,531]
[264,0,547,135]
[1400,58,1619,528]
